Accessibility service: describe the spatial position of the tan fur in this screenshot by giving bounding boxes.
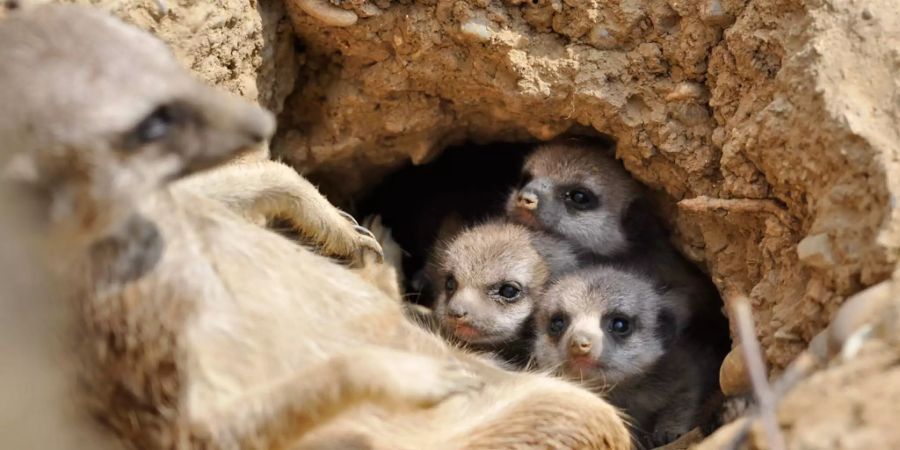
[0,181,124,450]
[431,222,551,348]
[1,5,633,450]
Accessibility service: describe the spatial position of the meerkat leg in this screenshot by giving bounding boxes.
[193,347,483,448]
[174,160,383,266]
[651,388,701,446]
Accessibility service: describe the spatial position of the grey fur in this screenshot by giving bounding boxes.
[506,141,722,326]
[532,265,720,447]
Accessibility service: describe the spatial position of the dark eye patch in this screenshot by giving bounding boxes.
[655,308,677,349]
[497,283,521,300]
[445,275,458,293]
[123,102,192,150]
[603,312,635,339]
[547,311,569,338]
[607,315,632,336]
[559,184,599,211]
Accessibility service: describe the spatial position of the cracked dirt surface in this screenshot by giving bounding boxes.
[273,0,900,376]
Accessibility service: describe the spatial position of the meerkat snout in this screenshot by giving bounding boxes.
[569,333,594,356]
[515,190,540,210]
[445,293,476,320]
[0,4,276,247]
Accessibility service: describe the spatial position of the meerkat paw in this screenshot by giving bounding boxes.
[360,215,404,272]
[325,209,383,267]
[357,350,483,407]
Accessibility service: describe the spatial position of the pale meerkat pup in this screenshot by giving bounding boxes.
[507,139,730,356]
[0,5,633,449]
[533,266,720,447]
[429,220,578,366]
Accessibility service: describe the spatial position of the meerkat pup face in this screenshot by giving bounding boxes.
[0,4,274,243]
[533,267,677,386]
[432,222,551,346]
[506,142,643,257]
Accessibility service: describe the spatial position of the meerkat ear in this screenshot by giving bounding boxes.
[655,307,679,350]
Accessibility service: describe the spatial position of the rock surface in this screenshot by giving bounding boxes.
[273,0,899,374]
[62,0,297,115]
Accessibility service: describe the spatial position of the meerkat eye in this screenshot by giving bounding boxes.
[548,312,569,337]
[497,283,522,301]
[127,103,190,148]
[134,105,176,143]
[608,316,632,337]
[445,275,458,293]
[563,188,599,211]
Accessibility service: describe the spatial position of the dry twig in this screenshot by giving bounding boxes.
[732,298,786,450]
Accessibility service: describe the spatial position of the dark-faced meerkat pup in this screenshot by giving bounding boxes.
[430,221,578,366]
[533,265,720,447]
[1,5,633,449]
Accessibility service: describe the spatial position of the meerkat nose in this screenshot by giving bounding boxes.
[242,107,276,144]
[448,306,468,319]
[516,191,539,210]
[569,336,593,356]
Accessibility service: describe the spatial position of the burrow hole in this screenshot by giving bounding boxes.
[353,135,732,443]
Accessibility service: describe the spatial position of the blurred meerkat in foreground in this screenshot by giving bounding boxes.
[0,4,633,449]
[430,221,578,366]
[533,266,720,447]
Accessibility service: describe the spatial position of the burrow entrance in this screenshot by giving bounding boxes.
[350,135,733,444]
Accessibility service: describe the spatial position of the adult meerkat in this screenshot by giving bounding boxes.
[507,140,729,355]
[532,266,720,447]
[430,221,578,366]
[1,4,632,449]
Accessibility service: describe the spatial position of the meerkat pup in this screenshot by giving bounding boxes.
[533,265,720,447]
[507,139,730,354]
[1,5,633,449]
[430,220,578,366]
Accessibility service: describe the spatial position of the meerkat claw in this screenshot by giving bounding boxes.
[353,225,375,239]
[344,225,383,267]
[338,210,359,226]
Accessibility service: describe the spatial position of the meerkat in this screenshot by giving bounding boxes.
[0,4,633,449]
[532,265,721,447]
[429,220,578,366]
[507,139,730,356]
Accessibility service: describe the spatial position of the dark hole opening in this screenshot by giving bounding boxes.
[357,140,541,305]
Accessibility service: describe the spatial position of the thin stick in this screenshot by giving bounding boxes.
[733,298,786,450]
